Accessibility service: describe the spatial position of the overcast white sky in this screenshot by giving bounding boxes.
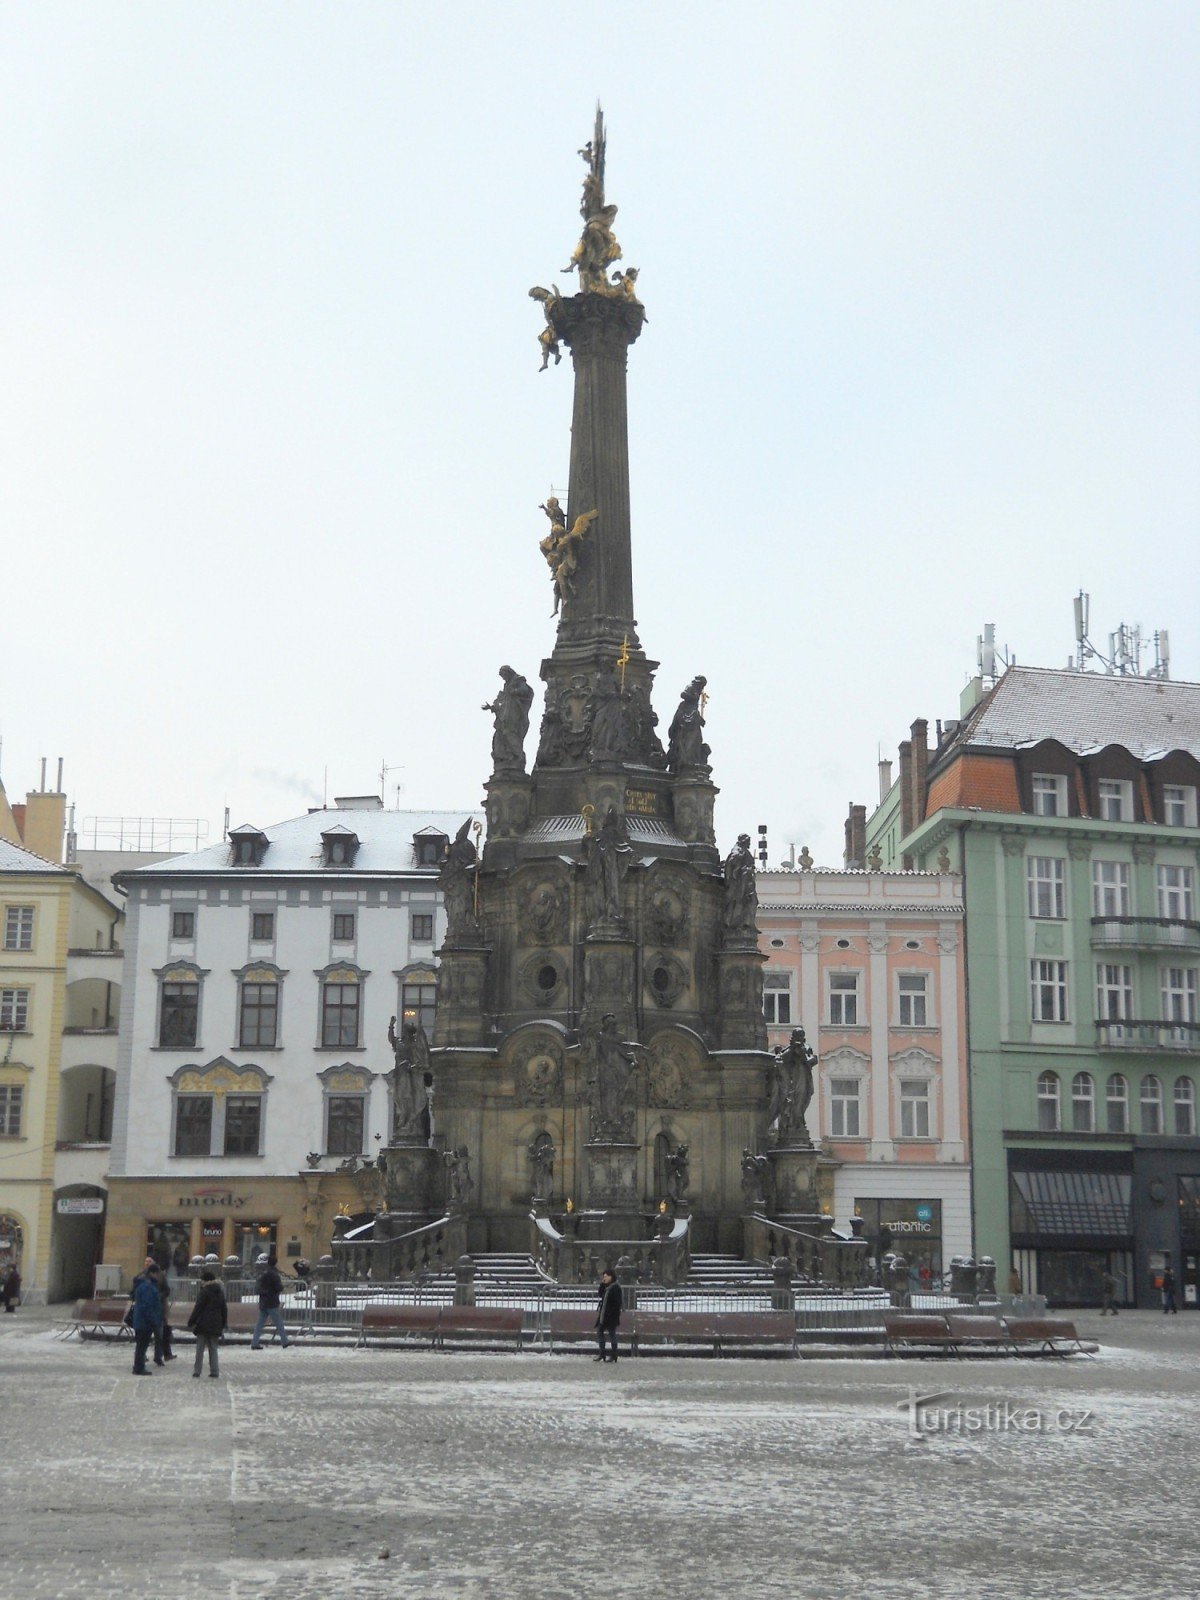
[2,3,1197,866]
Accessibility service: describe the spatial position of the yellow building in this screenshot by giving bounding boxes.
[0,779,123,1301]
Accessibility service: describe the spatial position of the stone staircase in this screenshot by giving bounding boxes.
[686,1253,774,1293]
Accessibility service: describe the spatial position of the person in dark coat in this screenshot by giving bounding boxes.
[1162,1265,1179,1314]
[595,1268,623,1363]
[1,1264,20,1312]
[250,1254,291,1349]
[130,1270,163,1375]
[187,1270,228,1377]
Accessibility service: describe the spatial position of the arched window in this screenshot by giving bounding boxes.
[1174,1077,1196,1137]
[1071,1072,1095,1133]
[1037,1070,1060,1132]
[1140,1074,1163,1135]
[1106,1073,1129,1134]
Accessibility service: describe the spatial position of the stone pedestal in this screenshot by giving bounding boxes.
[581,937,636,1035]
[767,1144,825,1225]
[715,947,767,1050]
[584,1141,640,1233]
[432,945,492,1047]
[380,1143,444,1215]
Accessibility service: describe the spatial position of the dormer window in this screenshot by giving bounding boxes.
[321,826,361,868]
[414,829,448,867]
[229,825,269,867]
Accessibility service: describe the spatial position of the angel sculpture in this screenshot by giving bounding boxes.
[528,285,563,371]
[562,204,622,292]
[539,506,599,614]
[387,1014,432,1142]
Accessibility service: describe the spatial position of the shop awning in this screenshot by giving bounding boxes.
[1010,1169,1132,1238]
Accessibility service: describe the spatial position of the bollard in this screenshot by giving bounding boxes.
[771,1256,795,1312]
[315,1254,337,1311]
[222,1254,243,1304]
[454,1254,477,1306]
[976,1256,997,1299]
[615,1253,637,1313]
[888,1253,909,1308]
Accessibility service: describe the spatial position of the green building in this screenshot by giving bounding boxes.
[862,665,1200,1308]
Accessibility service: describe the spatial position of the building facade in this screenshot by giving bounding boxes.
[863,666,1200,1307]
[105,803,472,1285]
[756,868,970,1279]
[0,778,124,1301]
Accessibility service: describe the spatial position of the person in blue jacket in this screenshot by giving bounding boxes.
[131,1268,163,1375]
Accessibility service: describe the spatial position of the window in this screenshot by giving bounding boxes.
[322,827,360,867]
[1096,964,1134,1028]
[414,831,448,866]
[332,912,356,943]
[159,980,199,1047]
[321,980,360,1047]
[1140,1074,1163,1135]
[1028,857,1066,919]
[1031,960,1069,1023]
[899,1079,930,1138]
[1163,785,1198,828]
[829,972,860,1026]
[1157,865,1195,922]
[1105,1073,1129,1133]
[1092,861,1131,918]
[0,1085,23,1137]
[326,1095,366,1156]
[411,912,434,944]
[1162,967,1198,1041]
[830,1078,861,1137]
[251,911,275,942]
[1032,773,1068,816]
[223,1095,262,1155]
[239,980,278,1048]
[1097,778,1134,822]
[171,910,195,940]
[763,970,792,1026]
[897,973,928,1027]
[3,907,33,952]
[1037,1070,1061,1131]
[174,1095,213,1156]
[1174,1077,1196,1137]
[1071,1072,1095,1133]
[0,989,30,1031]
[401,976,436,1034]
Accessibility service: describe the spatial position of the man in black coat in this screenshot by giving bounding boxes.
[595,1268,623,1363]
[187,1270,228,1377]
[250,1253,291,1349]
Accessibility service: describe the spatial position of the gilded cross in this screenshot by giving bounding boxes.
[616,634,631,692]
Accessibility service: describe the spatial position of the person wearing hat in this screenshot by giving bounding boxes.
[594,1267,623,1363]
[250,1253,291,1349]
[129,1264,163,1375]
[187,1269,228,1377]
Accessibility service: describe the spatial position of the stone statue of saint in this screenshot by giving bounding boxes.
[666,676,710,773]
[722,833,758,938]
[528,1135,556,1200]
[482,666,534,775]
[439,818,479,942]
[583,805,631,929]
[740,1148,768,1209]
[589,667,628,762]
[388,1015,432,1142]
[664,1142,690,1206]
[528,285,563,370]
[444,1145,474,1212]
[768,1027,817,1145]
[585,1012,642,1141]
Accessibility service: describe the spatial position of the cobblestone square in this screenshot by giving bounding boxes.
[2,1308,1196,1599]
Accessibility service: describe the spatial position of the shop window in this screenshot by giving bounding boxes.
[1071,1072,1095,1133]
[1037,1071,1061,1131]
[326,1095,366,1156]
[1174,1077,1196,1137]
[0,1213,24,1269]
[897,973,928,1028]
[1140,1075,1163,1135]
[0,1085,24,1137]
[146,1221,193,1284]
[3,906,33,952]
[762,970,792,1026]
[234,1220,277,1269]
[830,1078,861,1137]
[0,989,30,1032]
[1105,1073,1129,1133]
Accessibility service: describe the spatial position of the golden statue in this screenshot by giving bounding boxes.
[528,285,563,371]
[562,206,622,292]
[539,506,598,613]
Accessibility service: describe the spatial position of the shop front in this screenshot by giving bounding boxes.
[1008,1148,1134,1308]
[854,1197,944,1289]
[1131,1141,1200,1310]
[105,1178,312,1288]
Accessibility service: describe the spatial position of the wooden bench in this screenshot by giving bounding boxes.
[1003,1317,1097,1357]
[359,1305,440,1348]
[715,1312,797,1357]
[946,1314,1016,1355]
[548,1309,601,1353]
[629,1312,722,1356]
[437,1306,525,1350]
[882,1313,959,1356]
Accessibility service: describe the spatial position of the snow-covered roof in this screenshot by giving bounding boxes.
[0,837,71,874]
[957,666,1200,762]
[125,808,477,877]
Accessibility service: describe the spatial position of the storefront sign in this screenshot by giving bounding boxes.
[175,1189,250,1210]
[56,1197,105,1215]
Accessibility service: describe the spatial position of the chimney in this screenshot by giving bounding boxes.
[878,758,893,803]
[23,788,67,863]
[844,802,866,869]
[898,740,913,870]
[910,719,929,830]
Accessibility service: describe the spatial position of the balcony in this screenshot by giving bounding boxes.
[60,1027,118,1072]
[1091,916,1200,953]
[66,948,124,985]
[1096,1019,1200,1052]
[54,1143,111,1191]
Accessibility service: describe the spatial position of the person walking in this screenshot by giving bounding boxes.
[1100,1268,1119,1316]
[250,1254,290,1349]
[187,1269,228,1378]
[594,1268,622,1364]
[1,1263,21,1312]
[1162,1265,1179,1314]
[130,1266,163,1375]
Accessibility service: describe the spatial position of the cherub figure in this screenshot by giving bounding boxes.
[610,267,644,307]
[539,508,599,614]
[528,285,563,371]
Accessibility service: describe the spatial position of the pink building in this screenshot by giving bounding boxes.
[756,867,970,1277]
